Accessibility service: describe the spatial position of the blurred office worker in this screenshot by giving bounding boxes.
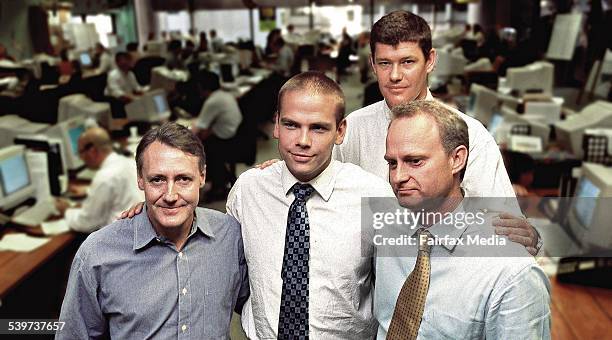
[192,70,243,199]
[54,127,143,233]
[104,52,144,103]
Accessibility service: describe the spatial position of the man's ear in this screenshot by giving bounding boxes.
[137,175,144,190]
[426,48,437,74]
[369,54,377,78]
[200,166,206,188]
[335,118,347,145]
[450,145,468,177]
[273,112,280,139]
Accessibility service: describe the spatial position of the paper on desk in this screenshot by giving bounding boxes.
[0,234,51,252]
[41,219,70,235]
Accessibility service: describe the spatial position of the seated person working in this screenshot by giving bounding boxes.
[192,71,242,200]
[55,127,143,233]
[104,52,145,117]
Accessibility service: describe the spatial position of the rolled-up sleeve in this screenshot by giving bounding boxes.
[485,264,551,339]
[56,252,107,340]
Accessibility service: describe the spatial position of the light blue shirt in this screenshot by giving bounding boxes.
[57,207,249,340]
[374,210,551,339]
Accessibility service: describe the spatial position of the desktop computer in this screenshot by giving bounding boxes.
[535,163,612,257]
[58,94,112,128]
[431,49,467,80]
[0,115,49,148]
[506,61,554,95]
[0,145,36,211]
[150,66,188,93]
[468,83,499,127]
[79,51,92,68]
[494,106,551,149]
[555,101,612,158]
[46,116,87,171]
[14,135,68,196]
[125,89,171,123]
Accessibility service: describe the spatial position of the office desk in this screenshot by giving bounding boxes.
[550,276,612,339]
[0,232,76,301]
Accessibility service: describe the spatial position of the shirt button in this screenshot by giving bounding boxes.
[178,252,183,259]
[181,324,187,332]
[182,287,187,295]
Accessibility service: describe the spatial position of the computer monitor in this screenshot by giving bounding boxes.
[506,61,554,95]
[431,49,467,79]
[79,52,92,68]
[565,163,612,250]
[554,101,612,158]
[14,135,67,196]
[0,115,49,148]
[503,108,551,146]
[58,94,112,128]
[125,90,171,123]
[46,116,86,171]
[468,83,499,127]
[0,145,36,210]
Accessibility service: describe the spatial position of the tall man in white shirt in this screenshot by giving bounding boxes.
[227,71,394,339]
[333,10,540,254]
[55,127,143,233]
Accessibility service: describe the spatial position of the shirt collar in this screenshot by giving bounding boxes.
[133,206,214,251]
[410,196,469,253]
[280,159,340,202]
[382,88,433,122]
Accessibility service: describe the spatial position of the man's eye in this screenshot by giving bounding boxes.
[387,161,397,169]
[284,122,296,129]
[402,60,414,65]
[410,159,423,166]
[150,177,164,184]
[178,177,191,183]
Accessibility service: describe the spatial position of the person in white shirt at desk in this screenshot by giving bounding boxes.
[93,42,113,74]
[104,52,144,104]
[54,127,143,233]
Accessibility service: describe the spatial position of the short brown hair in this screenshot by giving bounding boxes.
[135,122,206,175]
[391,100,469,179]
[370,10,432,60]
[277,71,345,125]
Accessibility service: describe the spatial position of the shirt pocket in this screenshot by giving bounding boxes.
[421,310,485,339]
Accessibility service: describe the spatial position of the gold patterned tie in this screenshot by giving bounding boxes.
[386,228,433,340]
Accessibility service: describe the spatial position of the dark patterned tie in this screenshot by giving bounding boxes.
[278,183,315,340]
[387,228,433,340]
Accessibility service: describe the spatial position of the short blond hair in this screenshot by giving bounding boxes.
[391,100,469,179]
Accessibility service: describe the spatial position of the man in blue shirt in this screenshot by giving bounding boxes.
[375,100,551,339]
[57,122,249,339]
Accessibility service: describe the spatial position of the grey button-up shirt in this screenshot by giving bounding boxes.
[56,207,249,340]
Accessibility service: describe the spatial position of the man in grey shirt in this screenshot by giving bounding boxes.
[56,122,249,339]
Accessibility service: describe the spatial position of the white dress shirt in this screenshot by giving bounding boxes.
[195,90,243,139]
[96,52,113,74]
[374,200,551,339]
[226,160,394,339]
[65,152,144,233]
[104,69,143,98]
[333,90,516,198]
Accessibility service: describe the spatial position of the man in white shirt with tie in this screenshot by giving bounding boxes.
[226,71,394,339]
